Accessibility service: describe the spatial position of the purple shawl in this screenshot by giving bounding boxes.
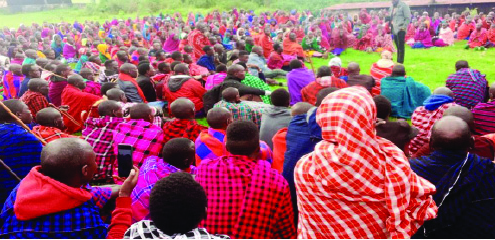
[63,44,77,59]
[163,34,180,52]
[48,81,68,107]
[287,68,315,105]
[415,29,433,47]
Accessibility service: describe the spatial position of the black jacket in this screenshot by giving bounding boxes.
[137,75,157,102]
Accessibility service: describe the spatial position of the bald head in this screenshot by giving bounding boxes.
[430,116,472,152]
[0,99,31,124]
[433,87,454,97]
[129,103,153,122]
[28,78,49,95]
[67,74,86,90]
[207,107,232,129]
[98,100,123,117]
[120,63,137,78]
[226,64,244,76]
[170,99,195,119]
[455,60,469,71]
[106,88,126,102]
[391,64,406,77]
[222,87,240,103]
[40,138,96,187]
[347,62,360,75]
[291,102,314,116]
[174,63,189,75]
[36,107,62,127]
[443,105,474,132]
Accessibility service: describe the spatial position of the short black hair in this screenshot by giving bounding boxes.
[97,100,121,116]
[157,62,169,71]
[226,121,259,156]
[270,88,290,107]
[373,95,392,119]
[236,62,247,69]
[216,64,227,72]
[138,62,151,75]
[289,59,302,69]
[171,51,182,60]
[455,60,469,71]
[238,50,249,57]
[316,66,332,78]
[202,45,212,53]
[273,43,281,51]
[315,87,339,107]
[54,64,69,75]
[104,59,116,68]
[170,61,182,72]
[21,64,35,76]
[162,138,195,169]
[101,82,118,95]
[0,100,26,122]
[149,172,207,235]
[138,56,148,62]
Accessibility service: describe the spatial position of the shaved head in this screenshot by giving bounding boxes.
[291,102,314,116]
[207,107,232,129]
[222,87,240,103]
[433,87,454,97]
[106,88,126,102]
[489,82,495,100]
[40,138,97,187]
[443,105,474,132]
[430,116,472,152]
[174,64,189,75]
[36,107,62,127]
[226,64,244,76]
[391,64,406,77]
[347,62,360,75]
[120,63,137,77]
[28,78,49,95]
[455,60,469,71]
[129,103,153,122]
[170,99,195,119]
[0,99,31,124]
[67,74,86,90]
[98,100,123,117]
[315,87,339,107]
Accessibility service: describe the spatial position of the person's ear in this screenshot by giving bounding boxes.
[468,136,475,151]
[81,164,89,179]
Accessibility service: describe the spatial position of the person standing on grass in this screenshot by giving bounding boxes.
[390,0,411,64]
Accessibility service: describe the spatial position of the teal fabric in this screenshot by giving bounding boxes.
[381,76,431,118]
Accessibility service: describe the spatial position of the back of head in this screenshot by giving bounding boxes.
[316,66,332,78]
[430,116,472,152]
[27,78,47,91]
[291,102,314,116]
[138,62,151,76]
[106,88,125,101]
[0,99,26,123]
[129,103,152,120]
[36,107,61,127]
[373,95,392,119]
[216,64,227,73]
[432,87,454,97]
[227,64,243,76]
[21,64,35,76]
[54,64,68,76]
[162,138,195,169]
[391,64,406,77]
[455,60,469,71]
[98,100,122,117]
[40,138,96,186]
[170,99,195,119]
[347,62,360,74]
[149,172,207,235]
[315,87,339,107]
[270,88,290,107]
[207,107,232,129]
[221,87,239,102]
[101,82,118,96]
[173,63,188,75]
[289,59,302,69]
[226,121,259,156]
[443,105,474,131]
[104,59,116,68]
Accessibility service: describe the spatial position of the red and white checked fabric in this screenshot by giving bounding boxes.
[295,86,437,239]
[409,102,457,154]
[196,155,296,239]
[187,29,209,60]
[370,62,393,96]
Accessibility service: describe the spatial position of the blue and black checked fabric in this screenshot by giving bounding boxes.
[0,185,111,238]
[0,123,42,204]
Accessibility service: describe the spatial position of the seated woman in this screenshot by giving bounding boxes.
[328,56,348,80]
[410,23,433,49]
[267,43,295,71]
[467,23,488,50]
[332,23,351,56]
[370,50,394,96]
[405,20,418,45]
[301,31,323,57]
[355,24,374,51]
[373,25,395,52]
[434,21,454,47]
[487,23,495,48]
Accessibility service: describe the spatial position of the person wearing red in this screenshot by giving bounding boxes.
[301,66,348,105]
[117,63,147,103]
[163,64,206,115]
[259,27,274,59]
[283,32,305,59]
[31,107,76,143]
[19,78,49,121]
[187,23,210,60]
[61,75,102,134]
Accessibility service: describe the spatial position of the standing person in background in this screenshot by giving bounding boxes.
[390,0,411,64]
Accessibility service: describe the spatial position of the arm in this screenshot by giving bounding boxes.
[402,3,411,29]
[237,83,266,96]
[274,182,296,239]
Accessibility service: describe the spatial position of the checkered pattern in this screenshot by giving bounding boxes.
[446,68,488,109]
[409,102,456,154]
[213,100,263,127]
[83,116,126,181]
[131,156,197,222]
[301,77,348,105]
[472,101,495,135]
[32,126,77,143]
[124,221,230,239]
[0,185,111,238]
[19,90,49,120]
[294,86,438,239]
[241,74,272,104]
[162,118,205,143]
[370,63,393,96]
[113,119,165,170]
[196,155,295,239]
[83,81,101,96]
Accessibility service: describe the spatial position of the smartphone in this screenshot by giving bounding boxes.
[117,144,133,178]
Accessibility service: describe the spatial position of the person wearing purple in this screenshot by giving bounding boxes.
[63,37,78,63]
[411,23,433,48]
[163,33,180,53]
[286,59,315,105]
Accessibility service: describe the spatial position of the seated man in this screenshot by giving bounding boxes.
[136,62,157,103]
[468,23,488,49]
[260,89,292,149]
[213,87,263,127]
[19,78,49,121]
[410,23,433,48]
[18,63,41,98]
[267,43,293,71]
[374,95,419,152]
[98,59,119,83]
[48,64,71,107]
[162,99,205,144]
[237,62,272,104]
[0,100,42,204]
[82,100,125,183]
[410,116,495,238]
[196,121,296,239]
[113,103,165,172]
[410,87,456,154]
[247,46,287,79]
[152,62,172,100]
[32,107,74,143]
[184,54,209,82]
[125,173,227,239]
[205,64,227,90]
[117,63,146,103]
[61,75,103,134]
[0,138,112,238]
[131,138,197,222]
[301,65,347,105]
[381,65,431,118]
[196,46,216,73]
[473,83,495,135]
[283,32,305,59]
[195,107,273,166]
[287,60,315,105]
[163,64,206,116]
[2,64,24,100]
[80,68,101,96]
[446,60,488,109]
[346,62,375,93]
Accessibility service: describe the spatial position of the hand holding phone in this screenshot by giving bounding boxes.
[117,144,133,178]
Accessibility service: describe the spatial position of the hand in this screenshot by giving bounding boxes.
[265,90,272,96]
[118,166,139,198]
